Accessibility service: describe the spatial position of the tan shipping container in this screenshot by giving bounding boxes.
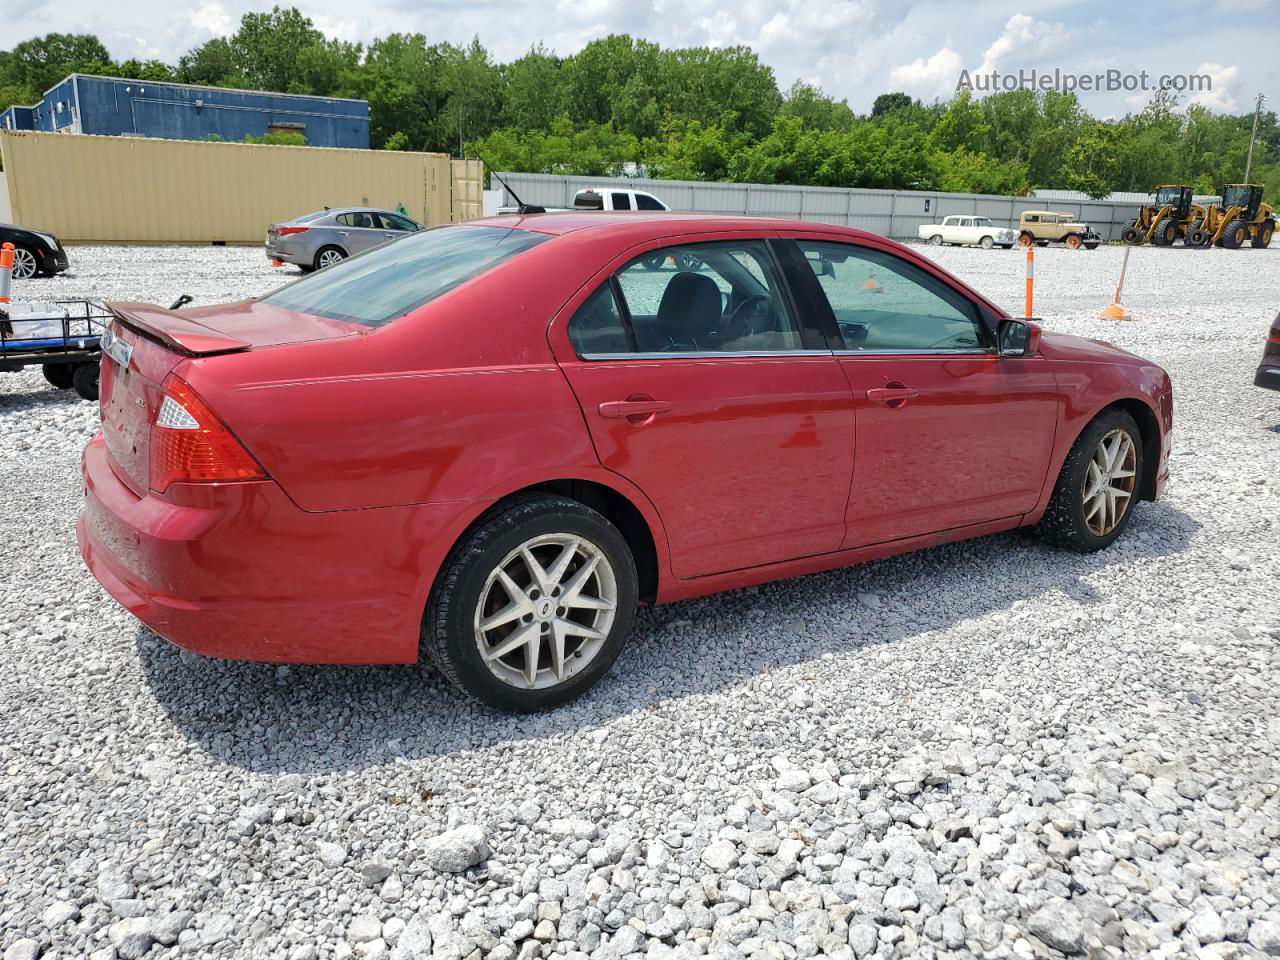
[0,131,480,243]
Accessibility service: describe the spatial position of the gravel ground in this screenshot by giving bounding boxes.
[2,241,1279,960]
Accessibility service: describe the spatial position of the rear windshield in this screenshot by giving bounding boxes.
[260,225,548,327]
[295,210,331,223]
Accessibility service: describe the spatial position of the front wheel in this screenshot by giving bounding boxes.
[10,245,39,280]
[979,235,994,249]
[72,362,100,401]
[675,252,701,271]
[640,254,666,270]
[1036,409,1143,552]
[1065,234,1083,250]
[1121,226,1142,245]
[423,495,638,711]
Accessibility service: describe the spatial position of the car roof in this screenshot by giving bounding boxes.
[1021,210,1073,217]
[466,211,886,242]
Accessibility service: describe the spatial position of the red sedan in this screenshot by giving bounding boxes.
[79,214,1172,710]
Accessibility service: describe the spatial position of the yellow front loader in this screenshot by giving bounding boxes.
[1122,185,1206,246]
[1185,184,1275,249]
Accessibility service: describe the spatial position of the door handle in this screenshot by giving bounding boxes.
[337,231,350,236]
[598,398,672,421]
[866,385,919,408]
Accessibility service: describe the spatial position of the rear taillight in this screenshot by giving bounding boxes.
[150,375,266,492]
[276,226,310,236]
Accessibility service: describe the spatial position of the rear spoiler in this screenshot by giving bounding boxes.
[105,302,251,357]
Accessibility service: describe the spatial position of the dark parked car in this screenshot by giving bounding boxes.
[0,223,70,279]
[1256,312,1280,391]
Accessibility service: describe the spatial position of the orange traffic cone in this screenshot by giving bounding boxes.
[1099,246,1132,321]
[862,275,881,292]
[0,242,13,304]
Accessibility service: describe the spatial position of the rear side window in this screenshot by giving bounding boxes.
[261,225,548,327]
[635,193,665,210]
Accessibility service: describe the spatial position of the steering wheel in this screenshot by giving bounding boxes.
[723,294,773,341]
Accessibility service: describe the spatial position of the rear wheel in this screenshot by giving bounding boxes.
[424,495,638,711]
[314,246,347,270]
[10,245,38,280]
[1152,221,1177,246]
[675,253,701,271]
[72,362,100,401]
[42,364,74,389]
[1017,232,1033,247]
[640,254,667,270]
[1252,221,1274,249]
[927,234,943,246]
[1185,228,1209,247]
[1036,409,1143,552]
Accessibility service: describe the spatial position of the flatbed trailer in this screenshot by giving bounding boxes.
[0,300,110,400]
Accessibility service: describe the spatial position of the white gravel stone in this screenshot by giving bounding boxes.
[3,941,40,960]
[420,825,489,873]
[0,243,1278,960]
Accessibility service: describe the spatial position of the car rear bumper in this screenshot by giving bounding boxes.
[1255,363,1280,391]
[265,244,307,267]
[78,432,453,664]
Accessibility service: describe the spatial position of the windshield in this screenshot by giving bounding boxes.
[1224,186,1253,208]
[293,210,332,223]
[260,225,548,327]
[1155,188,1183,206]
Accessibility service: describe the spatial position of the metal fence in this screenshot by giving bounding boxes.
[497,172,1146,243]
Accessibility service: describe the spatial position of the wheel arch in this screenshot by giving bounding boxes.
[434,476,666,605]
[1073,398,1161,503]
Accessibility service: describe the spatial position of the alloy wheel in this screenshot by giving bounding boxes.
[474,533,618,690]
[1082,428,1137,537]
[11,247,37,280]
[318,249,345,269]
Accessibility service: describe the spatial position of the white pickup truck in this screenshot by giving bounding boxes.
[499,187,671,215]
[917,216,1017,249]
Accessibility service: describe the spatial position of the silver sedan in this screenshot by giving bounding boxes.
[265,207,423,273]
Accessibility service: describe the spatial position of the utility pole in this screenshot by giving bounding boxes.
[1244,93,1266,183]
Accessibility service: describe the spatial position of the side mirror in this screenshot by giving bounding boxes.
[998,318,1041,357]
[816,257,835,278]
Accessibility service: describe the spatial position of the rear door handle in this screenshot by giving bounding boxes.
[598,399,672,420]
[866,386,919,408]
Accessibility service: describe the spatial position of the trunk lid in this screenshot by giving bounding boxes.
[99,300,359,494]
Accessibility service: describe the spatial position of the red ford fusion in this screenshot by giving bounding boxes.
[79,213,1172,710]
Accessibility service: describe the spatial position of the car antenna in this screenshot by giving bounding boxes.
[477,156,545,215]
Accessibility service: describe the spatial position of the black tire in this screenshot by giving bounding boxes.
[423,494,638,711]
[1121,226,1142,245]
[72,362,100,402]
[1065,233,1084,250]
[1154,220,1178,246]
[675,253,701,272]
[640,254,666,270]
[1185,228,1209,247]
[1084,242,1100,250]
[1035,409,1144,553]
[1252,222,1274,249]
[42,364,75,389]
[1220,220,1246,249]
[313,245,347,271]
[10,244,40,280]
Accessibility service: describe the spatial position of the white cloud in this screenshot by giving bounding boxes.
[888,47,963,100]
[190,0,232,37]
[977,13,1069,75]
[1186,61,1240,112]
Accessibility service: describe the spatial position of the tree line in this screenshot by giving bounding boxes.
[2,8,1276,203]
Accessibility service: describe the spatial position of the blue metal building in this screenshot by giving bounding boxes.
[1,74,369,148]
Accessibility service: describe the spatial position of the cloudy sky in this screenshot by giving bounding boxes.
[4,0,1277,116]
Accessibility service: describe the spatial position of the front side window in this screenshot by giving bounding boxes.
[568,241,803,356]
[380,213,419,232]
[611,193,632,210]
[635,193,665,210]
[261,225,548,327]
[795,241,987,352]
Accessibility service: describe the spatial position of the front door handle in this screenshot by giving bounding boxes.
[866,385,919,408]
[599,398,672,422]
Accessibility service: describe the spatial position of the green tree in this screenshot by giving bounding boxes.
[175,39,245,88]
[3,33,112,101]
[500,45,569,130]
[871,92,914,117]
[780,81,854,132]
